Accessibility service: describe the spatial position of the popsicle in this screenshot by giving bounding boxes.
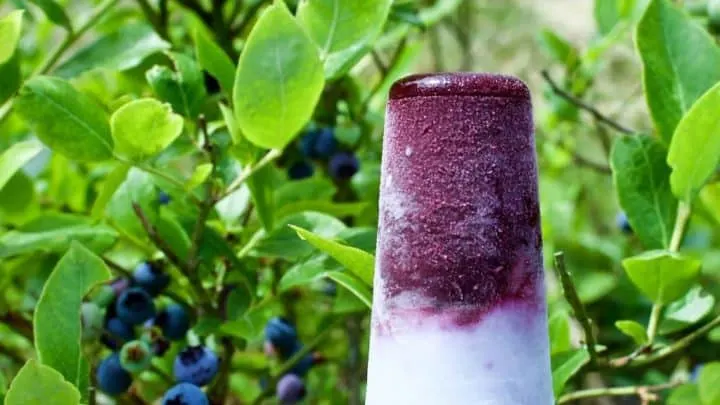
[365,73,553,405]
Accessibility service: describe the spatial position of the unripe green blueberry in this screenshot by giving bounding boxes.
[81,302,104,341]
[119,340,153,374]
[91,285,116,308]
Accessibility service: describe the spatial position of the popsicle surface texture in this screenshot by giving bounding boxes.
[365,73,553,405]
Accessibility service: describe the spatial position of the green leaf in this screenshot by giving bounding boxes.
[551,349,590,396]
[0,140,44,192]
[35,243,112,388]
[660,287,715,335]
[0,10,23,64]
[610,135,677,249]
[595,0,622,35]
[323,271,371,308]
[615,320,648,345]
[0,52,22,104]
[90,163,130,219]
[5,360,81,405]
[575,271,617,303]
[186,163,213,190]
[548,309,572,355]
[622,250,702,304]
[146,52,207,118]
[279,255,328,291]
[252,212,346,259]
[701,182,720,225]
[538,29,579,69]
[636,0,720,143]
[0,224,117,258]
[296,0,393,55]
[14,76,113,162]
[55,23,170,78]
[699,362,720,405]
[233,2,325,149]
[193,28,235,94]
[247,166,275,231]
[106,168,157,240]
[28,0,72,31]
[668,384,702,405]
[667,82,720,202]
[0,171,35,221]
[275,201,368,220]
[291,225,374,285]
[110,98,184,162]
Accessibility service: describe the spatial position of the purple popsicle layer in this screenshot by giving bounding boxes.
[375,73,543,328]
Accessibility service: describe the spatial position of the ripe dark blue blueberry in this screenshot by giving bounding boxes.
[616,212,632,234]
[103,317,135,350]
[313,128,337,158]
[96,353,132,396]
[158,191,171,205]
[301,127,338,159]
[116,287,156,325]
[288,161,314,180]
[132,262,170,296]
[173,346,219,386]
[120,340,153,374]
[162,382,209,405]
[276,374,306,404]
[81,302,104,341]
[328,152,359,180]
[155,304,191,341]
[264,317,298,358]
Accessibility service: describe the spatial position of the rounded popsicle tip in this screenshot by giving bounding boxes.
[389,72,530,100]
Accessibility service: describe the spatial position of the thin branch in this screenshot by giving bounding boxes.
[558,380,681,403]
[132,203,213,309]
[554,252,599,363]
[370,51,388,75]
[669,202,691,253]
[220,149,282,200]
[573,153,612,174]
[541,70,635,135]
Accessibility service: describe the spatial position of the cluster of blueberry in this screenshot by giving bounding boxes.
[84,262,218,404]
[263,317,318,404]
[288,127,360,181]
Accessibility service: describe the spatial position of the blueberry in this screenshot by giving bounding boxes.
[96,353,132,396]
[288,161,314,180]
[103,317,135,350]
[328,152,359,180]
[313,128,337,158]
[173,346,220,386]
[162,382,209,405]
[155,304,191,341]
[276,374,306,404]
[92,285,117,308]
[116,287,156,325]
[616,212,633,234]
[120,340,154,374]
[159,191,172,205]
[132,262,170,296]
[264,317,298,358]
[299,130,320,158]
[81,302,105,341]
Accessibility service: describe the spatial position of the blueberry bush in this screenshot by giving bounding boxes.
[0,0,720,404]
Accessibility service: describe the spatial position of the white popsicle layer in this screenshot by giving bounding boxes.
[365,301,554,405]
